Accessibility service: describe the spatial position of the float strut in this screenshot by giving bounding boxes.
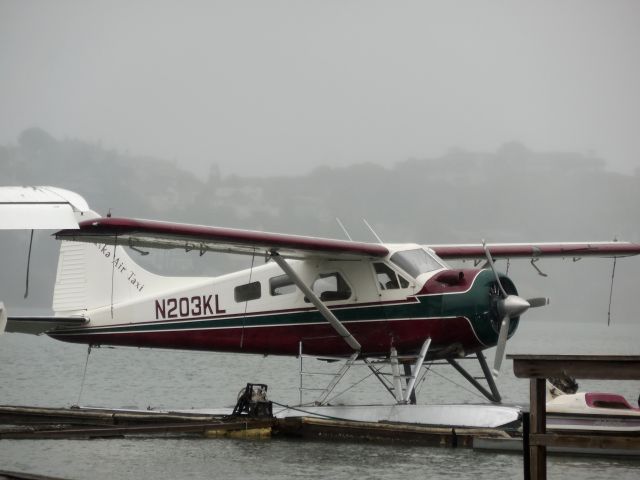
[447,352,502,403]
[403,338,431,404]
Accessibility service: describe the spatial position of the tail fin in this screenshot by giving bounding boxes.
[53,241,207,315]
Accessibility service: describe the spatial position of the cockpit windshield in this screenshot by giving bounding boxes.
[390,248,444,279]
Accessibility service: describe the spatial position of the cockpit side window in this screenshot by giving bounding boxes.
[390,249,443,279]
[374,262,410,290]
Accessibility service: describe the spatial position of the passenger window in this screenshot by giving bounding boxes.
[374,263,410,290]
[270,274,296,296]
[235,281,261,302]
[305,272,351,302]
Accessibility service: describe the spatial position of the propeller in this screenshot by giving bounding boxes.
[526,297,549,308]
[482,240,548,377]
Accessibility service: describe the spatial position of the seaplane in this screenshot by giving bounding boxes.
[2,186,639,428]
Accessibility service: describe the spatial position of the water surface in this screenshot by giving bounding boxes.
[1,321,639,479]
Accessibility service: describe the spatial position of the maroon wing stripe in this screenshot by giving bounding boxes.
[433,243,640,259]
[58,217,389,257]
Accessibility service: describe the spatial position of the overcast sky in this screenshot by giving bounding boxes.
[2,1,639,176]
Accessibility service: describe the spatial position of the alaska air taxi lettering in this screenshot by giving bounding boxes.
[155,294,226,320]
[96,243,145,292]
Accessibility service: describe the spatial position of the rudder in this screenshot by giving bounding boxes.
[53,240,207,315]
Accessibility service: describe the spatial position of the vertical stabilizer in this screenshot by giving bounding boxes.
[52,242,87,313]
[53,240,210,316]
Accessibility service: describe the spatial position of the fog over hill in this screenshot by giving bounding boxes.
[1,128,639,324]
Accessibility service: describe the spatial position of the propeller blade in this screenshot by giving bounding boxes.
[492,313,511,377]
[492,295,531,377]
[482,239,507,298]
[526,297,549,308]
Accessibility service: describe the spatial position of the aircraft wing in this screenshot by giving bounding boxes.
[53,217,640,261]
[55,217,390,260]
[429,242,640,261]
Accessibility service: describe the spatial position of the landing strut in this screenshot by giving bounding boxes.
[298,347,502,406]
[447,352,502,403]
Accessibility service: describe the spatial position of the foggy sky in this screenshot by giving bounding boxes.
[2,0,640,176]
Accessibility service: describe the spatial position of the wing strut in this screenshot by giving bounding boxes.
[270,252,362,353]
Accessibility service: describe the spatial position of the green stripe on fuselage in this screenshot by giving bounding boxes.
[54,270,508,346]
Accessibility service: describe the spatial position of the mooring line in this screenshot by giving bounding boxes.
[23,229,34,298]
[429,366,487,401]
[607,256,617,326]
[270,400,357,422]
[76,345,93,406]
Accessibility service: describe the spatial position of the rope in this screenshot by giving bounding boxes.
[324,368,377,404]
[428,366,488,401]
[607,257,617,326]
[75,345,93,406]
[270,400,363,422]
[414,363,433,395]
[23,230,34,298]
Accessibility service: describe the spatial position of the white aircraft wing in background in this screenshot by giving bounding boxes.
[0,186,98,229]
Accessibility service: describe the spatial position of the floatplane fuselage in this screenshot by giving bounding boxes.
[48,239,514,360]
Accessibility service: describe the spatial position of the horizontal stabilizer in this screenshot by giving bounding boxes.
[5,316,88,335]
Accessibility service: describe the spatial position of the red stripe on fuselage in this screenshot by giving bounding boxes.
[50,317,482,357]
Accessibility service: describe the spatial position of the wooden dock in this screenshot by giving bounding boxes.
[0,404,510,445]
[3,397,638,464]
[0,405,273,440]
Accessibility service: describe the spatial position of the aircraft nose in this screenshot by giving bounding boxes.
[500,295,530,318]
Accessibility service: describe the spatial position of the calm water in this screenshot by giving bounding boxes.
[1,321,639,479]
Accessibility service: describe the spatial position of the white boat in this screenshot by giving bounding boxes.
[475,388,640,457]
[546,385,640,434]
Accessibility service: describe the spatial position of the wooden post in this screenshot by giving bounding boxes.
[522,410,530,480]
[529,378,546,480]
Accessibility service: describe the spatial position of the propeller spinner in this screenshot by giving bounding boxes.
[482,240,548,377]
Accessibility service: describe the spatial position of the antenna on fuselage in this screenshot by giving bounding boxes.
[363,218,383,244]
[335,217,353,241]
